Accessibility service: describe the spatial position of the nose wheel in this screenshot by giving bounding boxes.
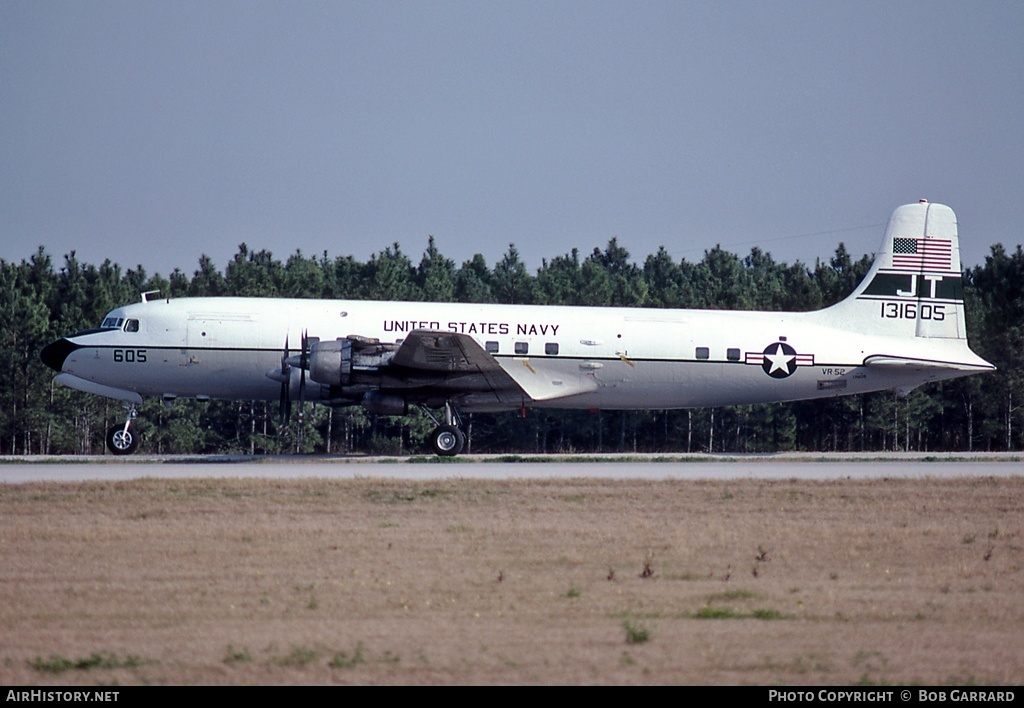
[106,404,140,455]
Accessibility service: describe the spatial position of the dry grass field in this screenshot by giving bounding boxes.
[1,474,1022,685]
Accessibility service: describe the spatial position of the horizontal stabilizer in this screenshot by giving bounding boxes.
[864,355,996,373]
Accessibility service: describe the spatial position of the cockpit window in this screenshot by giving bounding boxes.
[101,317,124,329]
[124,319,140,333]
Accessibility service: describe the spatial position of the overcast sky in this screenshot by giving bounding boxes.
[2,1,1022,280]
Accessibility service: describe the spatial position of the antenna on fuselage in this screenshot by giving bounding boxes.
[140,290,161,303]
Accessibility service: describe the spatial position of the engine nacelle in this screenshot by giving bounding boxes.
[307,336,397,386]
[307,338,352,386]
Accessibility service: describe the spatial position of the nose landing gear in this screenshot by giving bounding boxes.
[106,404,139,455]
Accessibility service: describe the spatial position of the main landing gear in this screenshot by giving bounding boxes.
[106,404,139,455]
[419,401,466,456]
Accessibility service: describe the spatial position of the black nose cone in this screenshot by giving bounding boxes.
[40,338,78,372]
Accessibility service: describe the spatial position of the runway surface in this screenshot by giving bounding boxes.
[1,453,1021,483]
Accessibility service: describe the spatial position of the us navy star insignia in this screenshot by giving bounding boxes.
[744,342,814,379]
[762,342,798,378]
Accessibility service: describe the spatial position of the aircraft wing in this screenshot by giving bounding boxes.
[390,330,527,404]
[390,330,598,403]
[391,330,496,370]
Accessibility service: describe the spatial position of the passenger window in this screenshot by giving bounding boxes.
[124,319,140,333]
[514,342,529,355]
[545,343,558,355]
[485,341,499,354]
[696,347,710,360]
[727,348,740,361]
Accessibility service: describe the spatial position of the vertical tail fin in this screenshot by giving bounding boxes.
[821,201,967,339]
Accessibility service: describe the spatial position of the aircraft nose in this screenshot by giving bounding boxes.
[40,338,78,372]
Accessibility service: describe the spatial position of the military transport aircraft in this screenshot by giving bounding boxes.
[40,201,994,456]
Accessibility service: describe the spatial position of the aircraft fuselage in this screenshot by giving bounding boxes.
[43,296,985,412]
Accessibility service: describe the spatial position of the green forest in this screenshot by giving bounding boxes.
[2,235,1022,456]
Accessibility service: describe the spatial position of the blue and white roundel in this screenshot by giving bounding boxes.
[761,342,798,378]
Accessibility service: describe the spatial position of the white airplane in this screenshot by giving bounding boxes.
[41,201,994,456]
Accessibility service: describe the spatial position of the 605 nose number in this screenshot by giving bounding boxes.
[113,349,147,363]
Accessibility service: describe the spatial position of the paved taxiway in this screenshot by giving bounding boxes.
[1,453,1021,483]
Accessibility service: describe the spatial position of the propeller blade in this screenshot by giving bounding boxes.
[279,335,291,423]
[298,330,308,424]
[279,381,290,423]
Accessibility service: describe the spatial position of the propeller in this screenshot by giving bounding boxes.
[279,330,312,426]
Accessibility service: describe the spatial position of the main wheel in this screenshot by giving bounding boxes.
[106,425,139,455]
[430,424,465,457]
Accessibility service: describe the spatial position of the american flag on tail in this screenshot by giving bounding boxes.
[892,237,953,271]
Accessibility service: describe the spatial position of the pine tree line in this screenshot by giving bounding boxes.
[2,236,1021,455]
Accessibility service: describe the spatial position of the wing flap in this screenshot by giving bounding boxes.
[499,358,600,401]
